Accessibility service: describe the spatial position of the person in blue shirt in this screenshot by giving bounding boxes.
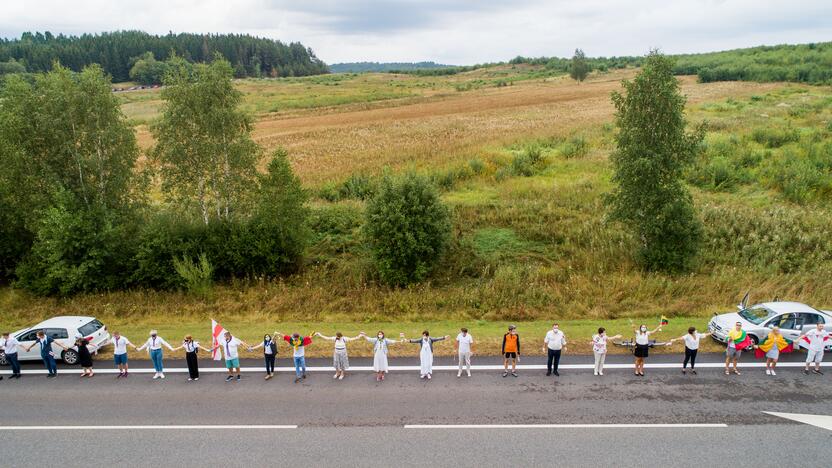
[23,330,68,378]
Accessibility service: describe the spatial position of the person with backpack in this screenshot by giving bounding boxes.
[250,334,279,380]
[172,335,211,381]
[501,325,520,378]
[315,332,361,380]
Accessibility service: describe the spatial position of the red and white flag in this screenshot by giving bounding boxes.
[211,319,228,361]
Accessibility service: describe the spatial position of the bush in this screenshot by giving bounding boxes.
[509,144,546,176]
[560,135,589,158]
[15,193,136,296]
[751,126,799,148]
[173,253,214,297]
[339,173,377,200]
[364,173,452,286]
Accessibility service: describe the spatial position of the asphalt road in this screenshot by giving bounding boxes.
[1,353,830,467]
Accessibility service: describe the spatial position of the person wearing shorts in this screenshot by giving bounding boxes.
[501,325,520,377]
[212,331,250,382]
[725,322,746,375]
[110,331,136,378]
[803,322,830,375]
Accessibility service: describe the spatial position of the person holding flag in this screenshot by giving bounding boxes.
[801,322,830,375]
[211,331,251,382]
[725,321,752,376]
[632,323,662,377]
[278,331,314,383]
[753,326,793,376]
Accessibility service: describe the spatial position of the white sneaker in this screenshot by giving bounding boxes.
[599,371,604,376]
[765,369,771,375]
[771,370,776,376]
[457,372,462,378]
[467,371,471,377]
[333,373,338,379]
[152,373,159,379]
[427,374,431,380]
[594,371,598,376]
[187,378,192,381]
[338,374,344,380]
[194,378,199,381]
[160,373,165,379]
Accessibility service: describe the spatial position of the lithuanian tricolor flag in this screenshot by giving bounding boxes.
[727,329,753,350]
[754,332,794,359]
[660,316,669,326]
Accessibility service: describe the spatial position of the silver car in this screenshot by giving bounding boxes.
[709,299,832,348]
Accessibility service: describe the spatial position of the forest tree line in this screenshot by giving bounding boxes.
[0,30,329,82]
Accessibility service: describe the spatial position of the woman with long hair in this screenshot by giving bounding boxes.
[316,331,361,380]
[633,323,662,377]
[363,331,402,382]
[172,335,211,381]
[249,334,279,380]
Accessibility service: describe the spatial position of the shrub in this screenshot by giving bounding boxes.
[173,253,214,297]
[364,173,452,286]
[509,144,545,176]
[468,158,486,175]
[339,173,377,200]
[751,126,799,148]
[560,135,589,158]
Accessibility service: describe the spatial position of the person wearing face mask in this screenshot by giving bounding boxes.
[590,327,621,376]
[363,331,402,382]
[136,330,175,379]
[315,331,361,380]
[406,330,449,380]
[250,334,279,380]
[455,328,474,377]
[543,323,567,377]
[277,331,314,383]
[668,327,711,375]
[172,335,211,381]
[633,323,662,376]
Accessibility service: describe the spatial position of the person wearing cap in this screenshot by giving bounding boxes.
[22,330,68,378]
[501,325,520,377]
[455,328,474,377]
[278,331,314,383]
[1,332,22,379]
[211,331,251,382]
[110,331,137,378]
[136,330,175,379]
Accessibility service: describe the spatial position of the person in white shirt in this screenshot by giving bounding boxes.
[1,332,22,379]
[802,323,830,375]
[669,327,711,375]
[110,331,137,378]
[633,323,662,377]
[211,331,251,382]
[136,330,175,379]
[172,335,211,381]
[590,327,621,376]
[543,323,567,377]
[455,328,474,377]
[315,332,361,380]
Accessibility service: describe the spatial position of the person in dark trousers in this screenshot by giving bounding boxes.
[669,328,711,375]
[543,323,567,377]
[249,334,278,380]
[1,332,22,379]
[23,330,67,378]
[173,335,210,381]
[501,325,520,377]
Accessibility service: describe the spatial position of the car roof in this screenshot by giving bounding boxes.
[32,316,97,329]
[758,302,822,314]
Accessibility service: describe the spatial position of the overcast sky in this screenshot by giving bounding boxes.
[3,0,831,65]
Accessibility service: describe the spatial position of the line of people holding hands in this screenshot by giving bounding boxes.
[1,321,827,382]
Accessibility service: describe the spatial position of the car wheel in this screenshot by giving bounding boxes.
[62,349,79,365]
[0,352,8,366]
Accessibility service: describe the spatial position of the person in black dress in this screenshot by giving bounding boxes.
[77,338,97,378]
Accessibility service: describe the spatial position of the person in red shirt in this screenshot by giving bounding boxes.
[277,331,313,383]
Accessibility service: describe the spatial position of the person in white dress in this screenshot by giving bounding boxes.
[315,331,361,380]
[406,331,449,380]
[363,331,402,382]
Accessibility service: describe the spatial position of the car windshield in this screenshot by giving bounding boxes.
[739,307,774,325]
[77,319,104,337]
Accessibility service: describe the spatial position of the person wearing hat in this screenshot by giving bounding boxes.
[22,330,68,378]
[501,325,521,377]
[278,331,314,383]
[1,331,22,379]
[136,330,175,379]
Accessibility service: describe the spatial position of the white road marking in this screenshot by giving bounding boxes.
[763,412,832,431]
[405,424,728,429]
[1,362,823,375]
[0,425,297,431]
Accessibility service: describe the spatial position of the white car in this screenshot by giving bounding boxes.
[0,316,110,366]
[709,299,832,349]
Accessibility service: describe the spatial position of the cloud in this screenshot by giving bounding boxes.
[1,0,830,64]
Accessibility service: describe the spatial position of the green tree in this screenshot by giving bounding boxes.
[364,172,451,286]
[152,54,259,224]
[607,51,704,272]
[128,52,168,85]
[570,48,590,82]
